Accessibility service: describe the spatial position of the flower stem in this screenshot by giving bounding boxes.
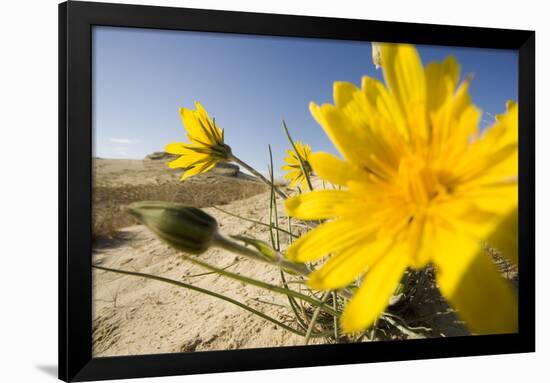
[213,232,354,301]
[230,154,288,199]
[212,232,310,277]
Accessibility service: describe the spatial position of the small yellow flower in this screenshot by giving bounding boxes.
[166,102,231,180]
[282,141,313,189]
[285,43,518,334]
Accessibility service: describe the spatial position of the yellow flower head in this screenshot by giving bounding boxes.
[282,141,313,189]
[166,102,232,180]
[284,43,518,335]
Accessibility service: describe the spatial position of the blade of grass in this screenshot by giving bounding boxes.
[280,270,309,332]
[304,292,330,344]
[213,206,297,238]
[93,265,316,337]
[184,261,238,279]
[249,298,290,309]
[278,215,310,332]
[268,145,280,250]
[176,251,339,316]
[267,166,277,250]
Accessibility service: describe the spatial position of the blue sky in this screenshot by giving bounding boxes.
[92,26,517,175]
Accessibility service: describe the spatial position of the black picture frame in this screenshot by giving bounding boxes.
[59,1,535,381]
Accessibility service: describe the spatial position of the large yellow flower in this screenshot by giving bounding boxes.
[282,141,313,189]
[284,43,518,334]
[166,102,231,180]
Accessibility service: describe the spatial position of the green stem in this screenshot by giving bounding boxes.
[288,218,293,245]
[213,233,354,302]
[185,261,238,278]
[212,232,311,277]
[214,232,354,301]
[176,247,339,317]
[92,265,315,337]
[280,216,310,332]
[230,154,288,199]
[280,270,309,332]
[213,206,297,238]
[267,163,277,250]
[305,292,330,345]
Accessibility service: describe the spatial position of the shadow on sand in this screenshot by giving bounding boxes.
[93,229,138,251]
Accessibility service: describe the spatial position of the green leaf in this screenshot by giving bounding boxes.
[230,235,277,261]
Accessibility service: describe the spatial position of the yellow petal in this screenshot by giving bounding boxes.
[285,218,369,263]
[453,181,517,218]
[284,156,300,166]
[287,172,302,188]
[458,102,518,186]
[311,86,407,173]
[361,76,408,142]
[341,249,408,332]
[194,102,209,116]
[180,161,216,180]
[168,152,209,169]
[180,107,208,143]
[309,152,362,186]
[292,140,311,161]
[425,56,460,114]
[195,102,223,143]
[307,235,392,289]
[433,229,517,335]
[166,142,191,155]
[334,81,359,108]
[284,190,352,220]
[379,43,426,119]
[309,102,367,166]
[484,207,518,265]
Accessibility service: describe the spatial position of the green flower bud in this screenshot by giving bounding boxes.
[128,202,218,254]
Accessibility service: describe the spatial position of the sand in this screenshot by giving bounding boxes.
[92,191,321,357]
[92,159,323,357]
[91,158,472,357]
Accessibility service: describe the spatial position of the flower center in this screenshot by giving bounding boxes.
[397,156,450,209]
